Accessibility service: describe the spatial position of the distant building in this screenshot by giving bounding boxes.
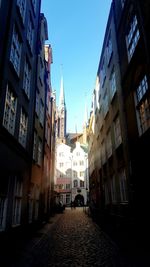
[55,77,89,206]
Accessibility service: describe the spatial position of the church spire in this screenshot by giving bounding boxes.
[56,71,67,144]
[59,75,65,108]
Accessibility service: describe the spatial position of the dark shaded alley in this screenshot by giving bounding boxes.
[0,208,149,267]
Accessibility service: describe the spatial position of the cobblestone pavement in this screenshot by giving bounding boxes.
[0,208,147,267]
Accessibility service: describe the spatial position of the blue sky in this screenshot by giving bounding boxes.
[41,0,112,133]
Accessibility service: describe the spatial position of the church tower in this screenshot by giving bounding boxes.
[56,75,67,144]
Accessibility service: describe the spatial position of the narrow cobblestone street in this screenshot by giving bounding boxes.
[0,208,148,267]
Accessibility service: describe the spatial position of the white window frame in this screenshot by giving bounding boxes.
[106,33,113,65]
[19,109,28,148]
[10,26,22,75]
[27,15,34,50]
[126,15,140,61]
[3,85,17,135]
[23,59,31,98]
[110,69,116,100]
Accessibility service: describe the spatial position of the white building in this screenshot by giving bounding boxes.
[55,141,89,206]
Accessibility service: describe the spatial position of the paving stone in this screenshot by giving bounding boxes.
[0,208,147,267]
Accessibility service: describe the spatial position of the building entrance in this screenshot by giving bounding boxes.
[74,194,84,207]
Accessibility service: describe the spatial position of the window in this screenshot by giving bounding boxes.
[73,161,77,166]
[59,152,64,157]
[100,59,106,87]
[35,90,39,116]
[79,172,84,177]
[59,163,64,168]
[37,138,42,165]
[110,176,116,203]
[0,197,7,231]
[101,140,106,164]
[73,171,77,178]
[126,15,140,61]
[12,177,22,225]
[10,26,22,75]
[76,152,80,156]
[17,0,26,22]
[39,99,44,126]
[19,109,28,148]
[110,69,116,99]
[79,160,84,166]
[3,85,17,135]
[119,169,128,202]
[106,130,112,158]
[73,180,78,188]
[66,184,71,190]
[121,0,126,8]
[114,116,122,148]
[39,56,44,85]
[135,75,150,135]
[27,15,33,50]
[80,180,84,187]
[106,34,113,65]
[33,131,37,160]
[31,0,37,14]
[23,59,31,98]
[103,90,109,118]
[136,75,148,102]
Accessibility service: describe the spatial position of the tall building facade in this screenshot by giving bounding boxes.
[0,0,41,232]
[0,1,55,232]
[88,0,150,231]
